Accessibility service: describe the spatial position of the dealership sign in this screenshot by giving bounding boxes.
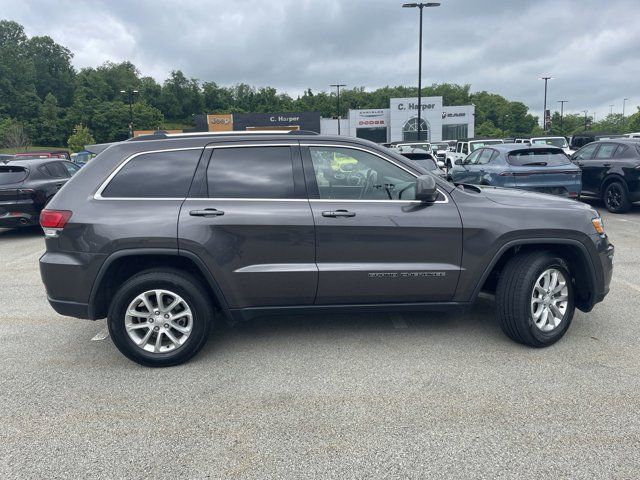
[397,102,436,111]
[356,109,387,127]
[442,112,466,119]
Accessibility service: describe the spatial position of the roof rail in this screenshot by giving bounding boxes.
[127,130,320,142]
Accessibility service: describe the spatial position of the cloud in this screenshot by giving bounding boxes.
[2,0,638,117]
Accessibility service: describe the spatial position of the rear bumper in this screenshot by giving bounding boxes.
[40,250,106,320]
[47,296,92,319]
[0,202,39,227]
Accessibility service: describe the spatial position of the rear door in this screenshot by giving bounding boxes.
[302,143,462,305]
[587,143,618,194]
[178,142,317,309]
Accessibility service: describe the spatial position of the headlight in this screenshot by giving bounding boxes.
[591,216,605,235]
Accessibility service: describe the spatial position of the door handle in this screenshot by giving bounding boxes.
[55,183,63,189]
[189,208,225,217]
[322,210,356,218]
[603,163,611,167]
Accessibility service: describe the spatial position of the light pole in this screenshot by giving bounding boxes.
[583,110,589,131]
[623,98,629,117]
[330,84,346,135]
[609,104,614,116]
[557,100,568,135]
[120,89,139,138]
[539,76,553,132]
[403,2,441,141]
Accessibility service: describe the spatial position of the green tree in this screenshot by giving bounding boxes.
[35,93,63,146]
[1,120,30,149]
[627,107,640,132]
[26,35,75,106]
[67,124,94,152]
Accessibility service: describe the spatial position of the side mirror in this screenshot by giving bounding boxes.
[415,175,438,203]
[454,159,463,165]
[437,160,445,169]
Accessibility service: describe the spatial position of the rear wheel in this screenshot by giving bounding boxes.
[603,181,631,213]
[108,269,213,367]
[495,251,575,347]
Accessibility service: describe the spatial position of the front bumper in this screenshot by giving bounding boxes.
[593,234,614,304]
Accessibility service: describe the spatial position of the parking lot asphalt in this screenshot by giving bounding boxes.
[1,201,639,479]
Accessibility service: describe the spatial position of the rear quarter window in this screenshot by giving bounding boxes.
[100,149,202,198]
[0,166,28,185]
[507,149,571,167]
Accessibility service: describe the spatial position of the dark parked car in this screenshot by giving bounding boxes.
[398,149,446,179]
[0,158,79,228]
[39,132,613,367]
[569,132,625,151]
[449,144,581,198]
[572,139,640,213]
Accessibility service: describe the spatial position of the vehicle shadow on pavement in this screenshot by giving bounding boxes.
[198,296,502,361]
[0,226,43,239]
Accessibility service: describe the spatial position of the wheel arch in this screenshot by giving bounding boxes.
[475,239,598,312]
[88,248,231,321]
[600,173,627,195]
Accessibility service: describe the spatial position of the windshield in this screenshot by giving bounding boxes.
[0,166,28,184]
[531,137,568,148]
[75,153,92,165]
[431,143,448,150]
[470,140,503,151]
[507,149,572,167]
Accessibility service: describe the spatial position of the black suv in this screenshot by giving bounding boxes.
[0,158,80,228]
[572,139,640,213]
[39,132,614,367]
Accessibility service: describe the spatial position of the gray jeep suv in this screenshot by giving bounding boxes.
[39,132,614,367]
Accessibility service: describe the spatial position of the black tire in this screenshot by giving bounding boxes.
[603,181,631,213]
[108,269,213,367]
[495,251,575,348]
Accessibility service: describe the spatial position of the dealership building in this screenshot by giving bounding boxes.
[185,96,474,143]
[321,97,475,143]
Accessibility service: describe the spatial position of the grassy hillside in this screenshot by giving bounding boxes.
[0,146,68,154]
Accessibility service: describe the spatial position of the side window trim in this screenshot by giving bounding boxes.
[94,147,204,200]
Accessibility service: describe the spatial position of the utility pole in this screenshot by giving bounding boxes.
[403,3,441,141]
[330,84,346,135]
[610,104,614,116]
[120,89,139,138]
[557,100,568,135]
[623,98,629,117]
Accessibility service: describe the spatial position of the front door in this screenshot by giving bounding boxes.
[573,143,599,194]
[178,143,317,309]
[302,144,463,305]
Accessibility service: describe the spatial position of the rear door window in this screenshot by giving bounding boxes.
[101,149,202,198]
[0,166,28,184]
[507,149,572,167]
[62,162,80,176]
[207,146,295,199]
[594,143,617,159]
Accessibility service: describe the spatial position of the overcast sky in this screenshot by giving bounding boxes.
[2,0,639,119]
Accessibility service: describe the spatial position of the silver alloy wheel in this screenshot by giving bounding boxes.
[124,289,193,353]
[530,268,569,332]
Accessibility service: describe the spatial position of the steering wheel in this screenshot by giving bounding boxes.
[347,171,365,186]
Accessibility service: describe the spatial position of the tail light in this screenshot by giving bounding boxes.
[40,209,72,229]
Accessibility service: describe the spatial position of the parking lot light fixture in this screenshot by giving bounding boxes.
[538,76,553,132]
[583,110,589,131]
[330,84,346,135]
[403,2,441,141]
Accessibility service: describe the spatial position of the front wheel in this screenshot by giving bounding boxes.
[495,251,575,347]
[108,269,213,367]
[603,181,631,213]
